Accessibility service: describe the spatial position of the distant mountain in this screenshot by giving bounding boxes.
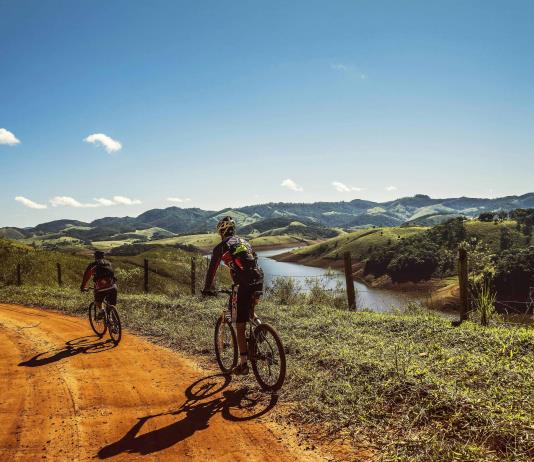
[3,193,533,245]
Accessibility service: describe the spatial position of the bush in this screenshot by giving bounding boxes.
[493,246,534,312]
[265,277,302,305]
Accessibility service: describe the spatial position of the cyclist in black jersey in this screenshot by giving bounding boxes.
[202,216,264,375]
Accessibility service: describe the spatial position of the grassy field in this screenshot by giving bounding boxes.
[284,219,530,266]
[289,226,428,263]
[464,220,528,251]
[1,284,532,461]
[0,239,231,295]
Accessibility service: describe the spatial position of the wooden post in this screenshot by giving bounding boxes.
[16,263,21,286]
[458,247,469,321]
[191,257,196,295]
[343,252,356,310]
[56,263,62,286]
[144,258,149,293]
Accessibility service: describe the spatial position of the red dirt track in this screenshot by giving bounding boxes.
[0,303,323,461]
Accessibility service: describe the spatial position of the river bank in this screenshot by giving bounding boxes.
[273,249,462,312]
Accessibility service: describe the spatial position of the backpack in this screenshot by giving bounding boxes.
[94,258,115,281]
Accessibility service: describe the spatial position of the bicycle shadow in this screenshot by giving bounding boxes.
[18,335,116,367]
[97,374,279,459]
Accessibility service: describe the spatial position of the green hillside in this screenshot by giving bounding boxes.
[4,194,534,248]
[0,239,231,295]
[290,226,427,262]
[286,219,529,264]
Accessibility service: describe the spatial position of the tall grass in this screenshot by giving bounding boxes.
[471,280,498,326]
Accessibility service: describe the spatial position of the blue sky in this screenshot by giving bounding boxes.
[1,0,534,227]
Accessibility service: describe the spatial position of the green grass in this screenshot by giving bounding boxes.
[0,239,231,296]
[146,233,221,250]
[1,284,532,461]
[465,220,527,252]
[289,219,530,265]
[293,226,427,261]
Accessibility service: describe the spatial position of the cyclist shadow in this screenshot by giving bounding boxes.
[18,335,116,367]
[97,374,279,459]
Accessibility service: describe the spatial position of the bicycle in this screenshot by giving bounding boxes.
[84,287,122,345]
[211,287,286,391]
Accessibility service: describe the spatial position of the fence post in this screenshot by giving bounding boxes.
[458,247,469,321]
[343,252,356,310]
[144,258,149,293]
[191,257,197,295]
[56,263,62,286]
[16,263,21,286]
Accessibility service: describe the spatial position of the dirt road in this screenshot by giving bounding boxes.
[0,303,322,461]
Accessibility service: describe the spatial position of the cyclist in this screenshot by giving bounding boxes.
[80,250,117,319]
[202,216,264,375]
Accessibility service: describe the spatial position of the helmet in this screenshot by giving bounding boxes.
[216,216,236,238]
[94,250,105,260]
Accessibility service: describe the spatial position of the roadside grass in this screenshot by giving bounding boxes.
[1,284,532,462]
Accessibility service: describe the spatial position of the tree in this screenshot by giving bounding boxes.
[500,227,512,251]
[479,212,496,222]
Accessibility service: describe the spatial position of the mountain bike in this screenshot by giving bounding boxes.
[211,287,286,391]
[85,288,122,345]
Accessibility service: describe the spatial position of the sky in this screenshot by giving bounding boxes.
[1,0,534,227]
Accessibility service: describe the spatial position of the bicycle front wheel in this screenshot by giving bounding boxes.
[214,315,238,373]
[88,302,106,337]
[251,323,286,391]
[107,306,122,345]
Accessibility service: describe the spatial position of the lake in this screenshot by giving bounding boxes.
[257,248,424,312]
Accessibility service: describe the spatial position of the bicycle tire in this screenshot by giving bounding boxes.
[88,302,106,337]
[214,315,238,373]
[251,323,286,391]
[107,306,122,345]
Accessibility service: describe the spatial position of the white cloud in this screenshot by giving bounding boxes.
[0,128,21,145]
[50,196,96,208]
[167,197,191,203]
[281,179,303,192]
[94,197,116,207]
[51,195,141,208]
[15,196,47,209]
[112,195,141,205]
[386,185,397,191]
[83,133,122,153]
[332,181,363,193]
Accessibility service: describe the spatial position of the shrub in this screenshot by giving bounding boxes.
[265,277,302,305]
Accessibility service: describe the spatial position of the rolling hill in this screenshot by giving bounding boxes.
[2,193,533,249]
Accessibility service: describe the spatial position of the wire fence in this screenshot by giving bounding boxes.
[2,250,533,323]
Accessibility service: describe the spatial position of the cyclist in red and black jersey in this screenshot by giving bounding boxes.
[80,250,118,320]
[203,216,264,375]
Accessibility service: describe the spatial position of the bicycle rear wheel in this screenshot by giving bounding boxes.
[214,315,238,373]
[88,302,106,337]
[251,323,286,391]
[107,306,122,345]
